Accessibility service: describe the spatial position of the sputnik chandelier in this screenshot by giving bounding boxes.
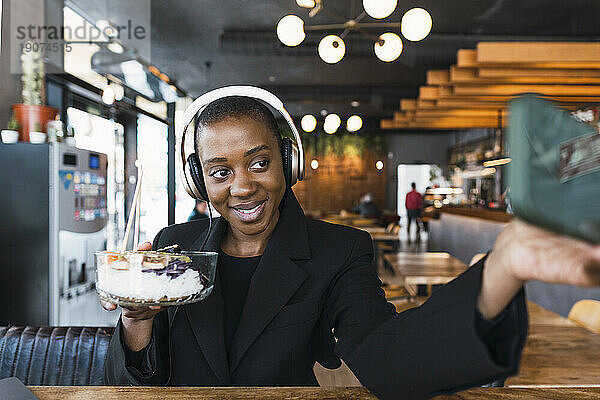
[277,0,432,64]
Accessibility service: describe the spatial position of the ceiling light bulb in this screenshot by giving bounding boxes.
[374,32,403,62]
[311,159,319,170]
[346,115,363,132]
[102,86,115,105]
[324,113,341,134]
[301,114,317,132]
[401,8,432,41]
[363,0,397,19]
[277,15,306,47]
[318,35,345,64]
[296,0,316,8]
[376,160,384,170]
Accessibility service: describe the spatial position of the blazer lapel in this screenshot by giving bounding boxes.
[228,190,311,372]
[181,217,231,384]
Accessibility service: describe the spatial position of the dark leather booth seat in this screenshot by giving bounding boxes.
[0,326,114,385]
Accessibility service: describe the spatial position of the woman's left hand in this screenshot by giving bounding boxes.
[478,219,600,319]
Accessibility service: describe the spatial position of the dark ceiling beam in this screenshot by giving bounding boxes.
[221,29,600,57]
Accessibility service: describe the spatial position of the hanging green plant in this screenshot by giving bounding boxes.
[297,128,386,158]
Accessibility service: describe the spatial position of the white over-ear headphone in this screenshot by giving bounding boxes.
[178,86,305,201]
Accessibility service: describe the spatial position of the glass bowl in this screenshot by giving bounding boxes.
[95,250,218,307]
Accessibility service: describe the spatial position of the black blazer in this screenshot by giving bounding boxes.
[104,190,528,399]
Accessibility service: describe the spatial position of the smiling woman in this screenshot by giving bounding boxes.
[194,99,287,256]
[103,86,600,400]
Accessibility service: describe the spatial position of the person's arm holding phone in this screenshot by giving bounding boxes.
[478,218,600,320]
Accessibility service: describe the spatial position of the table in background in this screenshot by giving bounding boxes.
[382,252,468,296]
[355,226,387,234]
[507,301,600,387]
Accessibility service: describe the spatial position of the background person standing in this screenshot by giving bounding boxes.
[405,182,423,241]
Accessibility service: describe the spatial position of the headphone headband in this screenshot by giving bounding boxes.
[178,85,305,182]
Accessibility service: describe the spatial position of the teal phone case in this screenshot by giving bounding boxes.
[507,94,600,244]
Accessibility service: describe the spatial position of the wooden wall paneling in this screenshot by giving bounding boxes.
[381,117,507,130]
[400,99,417,111]
[450,66,600,84]
[414,108,505,119]
[433,94,600,103]
[293,151,386,213]
[477,42,600,65]
[417,99,436,109]
[426,70,451,85]
[457,49,478,67]
[435,98,507,109]
[449,66,477,83]
[438,86,454,97]
[453,84,600,97]
[419,86,439,100]
[478,67,600,78]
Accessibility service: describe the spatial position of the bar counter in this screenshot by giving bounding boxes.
[427,207,509,264]
[433,206,513,223]
[28,386,600,399]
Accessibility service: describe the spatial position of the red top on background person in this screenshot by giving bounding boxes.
[405,183,423,241]
[405,183,423,210]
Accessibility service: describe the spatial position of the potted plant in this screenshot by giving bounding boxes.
[29,122,46,144]
[12,42,57,142]
[1,114,20,144]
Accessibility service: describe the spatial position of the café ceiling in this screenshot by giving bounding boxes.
[74,0,600,120]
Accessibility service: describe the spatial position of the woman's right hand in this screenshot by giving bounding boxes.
[100,241,166,351]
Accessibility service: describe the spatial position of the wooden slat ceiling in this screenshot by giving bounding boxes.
[382,42,600,130]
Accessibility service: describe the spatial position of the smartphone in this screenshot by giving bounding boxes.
[507,94,600,244]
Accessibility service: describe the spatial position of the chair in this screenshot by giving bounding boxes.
[568,300,600,334]
[469,253,487,266]
[385,223,401,235]
[383,286,410,300]
[0,326,114,385]
[378,224,400,253]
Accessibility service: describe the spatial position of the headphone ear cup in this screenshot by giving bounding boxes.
[186,153,209,201]
[280,137,292,188]
[289,140,299,187]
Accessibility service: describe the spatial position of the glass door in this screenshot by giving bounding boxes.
[67,107,124,250]
[136,114,169,244]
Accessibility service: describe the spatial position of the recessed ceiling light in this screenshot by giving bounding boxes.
[350,101,360,107]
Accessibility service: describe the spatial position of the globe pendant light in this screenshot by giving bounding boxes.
[401,8,432,41]
[301,114,317,132]
[374,32,402,62]
[324,113,341,134]
[363,0,397,19]
[318,35,345,64]
[346,115,363,132]
[277,15,306,47]
[296,0,316,8]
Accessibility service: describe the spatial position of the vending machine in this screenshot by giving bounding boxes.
[0,142,118,326]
